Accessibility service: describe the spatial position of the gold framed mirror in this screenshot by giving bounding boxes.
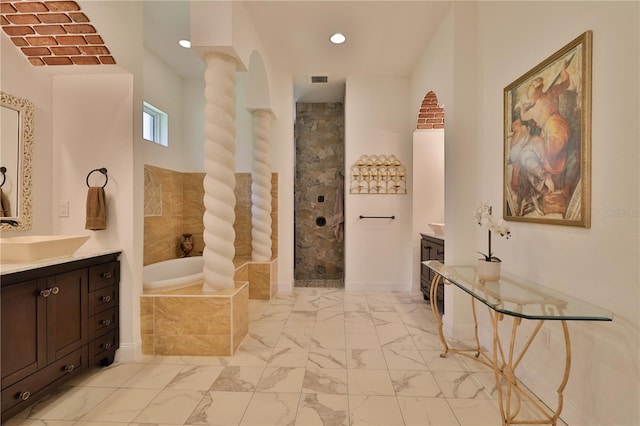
[1,91,34,231]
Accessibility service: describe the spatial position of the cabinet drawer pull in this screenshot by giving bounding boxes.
[100,319,111,326]
[437,250,445,256]
[102,342,112,349]
[101,295,112,303]
[51,286,60,295]
[40,289,51,298]
[101,272,112,279]
[18,391,31,401]
[64,365,75,373]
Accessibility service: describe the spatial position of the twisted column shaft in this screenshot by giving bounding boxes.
[251,109,273,261]
[202,52,237,291]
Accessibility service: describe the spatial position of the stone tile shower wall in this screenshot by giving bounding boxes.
[144,165,278,266]
[294,103,344,283]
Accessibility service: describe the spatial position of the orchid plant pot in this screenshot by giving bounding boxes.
[476,259,501,282]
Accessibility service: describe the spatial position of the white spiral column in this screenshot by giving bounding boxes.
[251,109,273,262]
[202,52,237,291]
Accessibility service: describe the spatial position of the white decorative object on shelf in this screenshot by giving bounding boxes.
[350,154,406,194]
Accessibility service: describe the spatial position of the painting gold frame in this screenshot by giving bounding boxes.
[504,31,592,228]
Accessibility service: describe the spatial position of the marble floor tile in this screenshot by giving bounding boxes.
[185,391,253,425]
[347,348,388,369]
[241,331,281,349]
[345,332,381,349]
[277,330,313,349]
[121,363,185,389]
[260,305,293,321]
[250,319,286,334]
[67,362,146,388]
[389,370,443,397]
[209,366,265,392]
[80,388,161,423]
[226,347,272,366]
[382,348,429,370]
[308,348,347,369]
[239,392,300,425]
[316,309,345,322]
[269,344,311,367]
[432,371,493,399]
[132,389,204,424]
[257,366,306,393]
[347,369,395,396]
[311,332,347,349]
[3,288,564,426]
[287,311,318,323]
[295,393,349,426]
[348,395,405,426]
[446,398,503,425]
[152,355,230,366]
[302,367,348,394]
[166,365,225,390]
[396,396,460,425]
[421,350,472,372]
[21,387,116,421]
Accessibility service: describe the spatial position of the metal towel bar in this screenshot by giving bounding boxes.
[359,215,395,219]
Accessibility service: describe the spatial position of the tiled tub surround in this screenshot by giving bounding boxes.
[6,288,564,426]
[144,166,278,266]
[141,255,277,356]
[141,281,249,357]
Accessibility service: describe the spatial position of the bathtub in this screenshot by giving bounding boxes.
[143,256,204,291]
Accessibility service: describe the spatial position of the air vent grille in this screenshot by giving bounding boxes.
[310,75,329,84]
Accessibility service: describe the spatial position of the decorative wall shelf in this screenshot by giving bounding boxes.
[350,154,406,194]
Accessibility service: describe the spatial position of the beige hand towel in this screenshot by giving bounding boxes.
[0,188,10,217]
[85,186,107,230]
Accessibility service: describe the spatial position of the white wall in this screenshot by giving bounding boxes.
[142,49,185,171]
[411,2,639,425]
[344,77,413,291]
[270,74,295,292]
[411,130,444,292]
[477,3,639,424]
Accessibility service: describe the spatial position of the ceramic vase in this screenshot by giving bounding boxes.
[476,259,501,282]
[180,233,194,257]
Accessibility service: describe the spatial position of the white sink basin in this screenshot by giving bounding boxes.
[0,235,90,263]
[428,222,445,236]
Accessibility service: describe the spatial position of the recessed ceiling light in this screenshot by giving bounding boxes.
[330,33,346,44]
[178,39,191,49]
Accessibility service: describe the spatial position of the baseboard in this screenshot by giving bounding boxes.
[442,313,477,340]
[115,338,143,362]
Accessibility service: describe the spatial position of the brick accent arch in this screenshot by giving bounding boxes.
[417,91,444,130]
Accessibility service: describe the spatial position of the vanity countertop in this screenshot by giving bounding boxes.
[0,248,122,276]
[420,231,445,241]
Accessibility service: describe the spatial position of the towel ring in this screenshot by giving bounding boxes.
[86,168,108,188]
[0,167,6,188]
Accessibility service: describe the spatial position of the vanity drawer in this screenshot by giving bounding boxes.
[1,349,82,414]
[89,261,119,291]
[89,308,117,340]
[89,286,117,316]
[89,330,117,366]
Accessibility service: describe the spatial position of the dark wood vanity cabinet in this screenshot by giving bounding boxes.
[420,234,445,314]
[1,253,120,422]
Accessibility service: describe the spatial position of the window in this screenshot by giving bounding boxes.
[143,101,168,146]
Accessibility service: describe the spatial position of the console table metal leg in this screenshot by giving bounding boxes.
[429,273,449,356]
[491,315,572,425]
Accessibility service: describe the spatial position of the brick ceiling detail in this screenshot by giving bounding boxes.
[0,0,115,66]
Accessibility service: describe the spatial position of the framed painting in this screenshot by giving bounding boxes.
[504,31,592,227]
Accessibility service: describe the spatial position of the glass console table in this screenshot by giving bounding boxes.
[424,261,613,426]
